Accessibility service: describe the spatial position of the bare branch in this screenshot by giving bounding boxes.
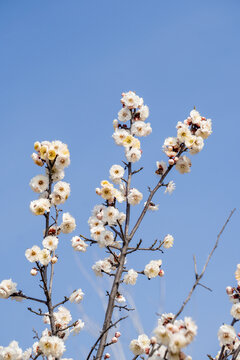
[174,208,236,321]
[10,291,47,305]
[53,296,69,309]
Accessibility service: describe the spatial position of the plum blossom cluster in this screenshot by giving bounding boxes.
[112,91,152,164]
[156,109,212,178]
[0,341,32,360]
[129,313,197,360]
[215,264,240,358]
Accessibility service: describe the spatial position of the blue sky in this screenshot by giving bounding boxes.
[0,0,239,359]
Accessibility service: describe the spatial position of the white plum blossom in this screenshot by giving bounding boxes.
[163,234,174,249]
[123,269,138,285]
[29,175,49,193]
[144,260,162,279]
[118,107,132,122]
[218,324,236,346]
[121,91,143,109]
[231,303,240,320]
[38,249,51,266]
[98,230,114,248]
[92,259,112,277]
[30,199,51,215]
[42,236,58,251]
[112,129,129,146]
[60,212,76,234]
[71,236,88,252]
[109,165,125,184]
[69,289,84,303]
[25,245,41,262]
[125,148,141,163]
[175,156,191,174]
[38,336,65,358]
[165,181,176,194]
[70,319,85,335]
[0,279,17,299]
[127,188,143,205]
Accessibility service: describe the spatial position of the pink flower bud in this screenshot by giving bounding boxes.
[238,333,240,338]
[174,157,179,163]
[104,354,111,359]
[226,286,234,295]
[145,348,150,355]
[168,146,173,151]
[111,337,118,343]
[159,269,164,277]
[168,159,174,165]
[51,256,58,264]
[115,331,121,338]
[30,268,38,276]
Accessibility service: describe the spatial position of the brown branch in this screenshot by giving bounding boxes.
[132,167,144,175]
[174,208,236,321]
[53,296,69,309]
[27,307,48,316]
[127,239,164,254]
[10,292,47,305]
[86,316,127,360]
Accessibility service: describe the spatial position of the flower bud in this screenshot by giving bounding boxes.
[104,354,110,359]
[51,256,58,264]
[115,332,121,338]
[96,188,101,195]
[111,337,118,343]
[174,157,179,163]
[30,268,38,276]
[159,269,164,277]
[113,119,118,129]
[150,336,157,344]
[168,159,174,165]
[226,286,234,295]
[145,347,150,355]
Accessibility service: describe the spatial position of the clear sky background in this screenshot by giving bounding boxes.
[0,1,239,359]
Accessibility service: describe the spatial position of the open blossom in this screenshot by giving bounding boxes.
[109,165,124,184]
[144,260,162,279]
[30,175,49,193]
[69,289,84,303]
[118,107,132,122]
[51,181,71,205]
[129,339,144,356]
[156,160,167,176]
[218,324,236,346]
[38,336,65,358]
[235,264,240,283]
[30,199,51,215]
[60,212,76,234]
[123,269,138,285]
[92,259,112,277]
[175,156,191,174]
[71,236,88,252]
[38,249,51,266]
[102,206,119,226]
[54,306,72,327]
[125,148,142,163]
[121,91,143,109]
[70,319,85,335]
[98,230,114,248]
[42,236,58,251]
[112,129,129,146]
[165,181,176,195]
[231,303,240,320]
[0,279,17,299]
[163,234,174,249]
[127,188,143,205]
[25,245,41,262]
[0,341,31,360]
[131,121,152,137]
[136,104,149,121]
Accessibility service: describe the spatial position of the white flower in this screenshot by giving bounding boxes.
[131,121,149,137]
[22,348,32,360]
[127,188,143,205]
[121,91,142,109]
[177,125,191,143]
[70,319,85,335]
[31,153,44,167]
[189,136,204,155]
[109,165,125,184]
[69,289,84,303]
[137,105,149,121]
[71,236,88,252]
[46,168,65,182]
[231,303,240,320]
[115,294,126,303]
[92,259,112,277]
[144,260,161,278]
[98,230,114,248]
[195,119,212,139]
[154,324,171,346]
[165,181,176,194]
[102,206,119,226]
[39,249,51,266]
[88,216,103,228]
[54,306,72,327]
[218,324,236,346]
[30,199,51,215]
[163,234,174,249]
[112,129,129,146]
[25,245,41,262]
[129,339,144,355]
[144,201,159,211]
[39,336,65,358]
[125,147,142,163]
[175,156,191,174]
[138,334,150,349]
[90,225,105,241]
[169,333,187,353]
[0,279,17,299]
[54,154,70,169]
[123,269,138,285]
[30,175,49,193]
[42,236,58,251]
[118,107,132,122]
[235,264,240,284]
[60,213,76,234]
[53,181,70,200]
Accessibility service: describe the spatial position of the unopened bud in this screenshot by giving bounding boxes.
[226,286,234,295]
[238,332,240,337]
[51,256,58,264]
[115,331,121,338]
[168,146,173,151]
[111,337,118,343]
[168,159,174,165]
[104,354,110,359]
[145,347,150,355]
[174,157,179,163]
[150,336,157,345]
[30,268,38,276]
[159,269,164,277]
[113,119,118,129]
[95,188,101,196]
